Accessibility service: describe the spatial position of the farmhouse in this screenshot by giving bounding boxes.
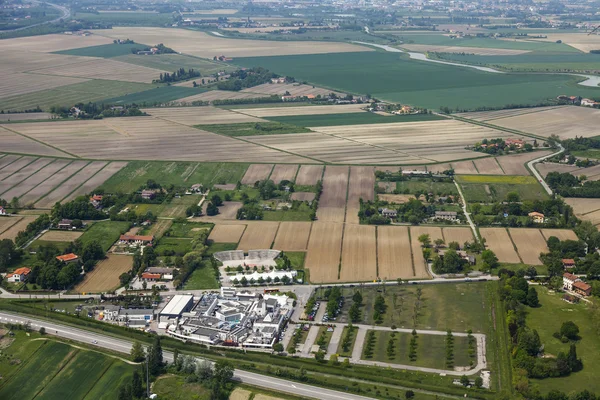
[434,211,458,221]
[6,267,31,283]
[56,253,79,263]
[379,208,398,218]
[438,250,476,265]
[141,272,161,281]
[119,235,154,246]
[581,98,599,107]
[146,267,175,281]
[562,259,576,269]
[528,212,546,224]
[57,219,73,230]
[141,189,158,200]
[573,280,592,297]
[0,206,6,215]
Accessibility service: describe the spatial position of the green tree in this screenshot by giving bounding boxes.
[273,343,284,352]
[147,336,163,376]
[130,341,145,362]
[474,376,483,388]
[481,249,499,270]
[206,202,219,216]
[460,375,470,386]
[526,287,540,308]
[560,321,580,340]
[131,369,144,398]
[417,233,431,248]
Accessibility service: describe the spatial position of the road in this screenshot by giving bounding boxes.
[0,311,372,400]
[527,144,565,195]
[5,1,70,32]
[454,180,479,241]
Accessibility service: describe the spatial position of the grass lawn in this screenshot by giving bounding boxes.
[456,175,548,203]
[166,221,213,238]
[572,149,600,160]
[195,122,311,137]
[527,287,600,393]
[79,221,131,252]
[28,240,71,252]
[183,264,219,290]
[395,180,458,195]
[155,237,193,256]
[261,209,313,221]
[364,330,474,370]
[54,43,144,58]
[103,86,202,105]
[267,112,445,127]
[285,251,306,269]
[74,11,174,26]
[97,161,249,193]
[337,326,359,357]
[128,203,165,216]
[160,196,201,218]
[152,375,211,400]
[492,262,549,276]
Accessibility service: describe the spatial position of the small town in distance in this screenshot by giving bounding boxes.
[0,0,600,399]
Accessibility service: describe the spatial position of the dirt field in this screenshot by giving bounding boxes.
[1,159,70,201]
[0,73,87,98]
[295,165,323,185]
[377,226,414,280]
[316,166,349,223]
[442,227,474,246]
[241,164,274,185]
[208,224,246,243]
[409,228,430,279]
[535,163,580,178]
[38,230,82,242]
[480,228,521,264]
[269,164,298,184]
[508,228,548,265]
[0,216,35,240]
[20,160,89,206]
[234,104,366,118]
[378,194,416,204]
[0,217,22,236]
[229,388,252,400]
[304,222,343,283]
[579,210,600,226]
[345,166,375,224]
[565,198,600,215]
[0,156,38,181]
[410,226,444,243]
[496,151,552,175]
[0,112,53,122]
[530,33,600,53]
[92,27,372,58]
[539,229,578,242]
[0,33,113,53]
[61,162,128,203]
[473,157,504,175]
[451,160,478,174]
[205,202,242,220]
[0,128,70,158]
[400,44,530,55]
[177,90,265,103]
[339,224,377,282]
[0,158,53,195]
[143,107,263,126]
[237,222,279,250]
[0,154,21,169]
[272,221,312,251]
[75,254,133,293]
[290,192,316,201]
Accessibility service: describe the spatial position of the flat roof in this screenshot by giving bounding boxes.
[160,295,194,316]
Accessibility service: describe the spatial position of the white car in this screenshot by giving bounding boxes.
[92,340,98,344]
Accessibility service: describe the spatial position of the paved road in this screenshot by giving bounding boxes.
[0,311,372,400]
[528,144,565,195]
[326,325,343,356]
[301,325,320,355]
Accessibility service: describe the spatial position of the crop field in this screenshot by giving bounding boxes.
[316,166,349,223]
[508,228,548,265]
[345,166,375,224]
[539,229,578,242]
[304,222,343,283]
[0,127,72,157]
[0,33,113,53]
[55,43,142,58]
[20,161,89,205]
[457,106,565,122]
[199,122,310,137]
[1,159,70,202]
[38,230,82,242]
[0,73,88,98]
[268,112,445,127]
[473,157,504,175]
[143,106,263,126]
[0,216,35,240]
[0,216,22,236]
[529,32,600,53]
[0,112,53,122]
[339,224,377,282]
[79,221,131,252]
[377,226,414,279]
[442,227,474,245]
[114,54,234,75]
[239,82,345,98]
[394,180,457,196]
[62,162,129,203]
[237,221,279,251]
[0,158,53,195]
[269,164,298,183]
[456,174,547,202]
[535,163,580,178]
[401,43,530,55]
[0,156,38,180]
[76,254,133,293]
[411,226,445,243]
[92,27,373,58]
[565,198,600,221]
[272,221,312,251]
[234,104,367,118]
[495,151,552,175]
[0,154,20,169]
[295,165,323,185]
[451,160,480,175]
[177,90,266,103]
[480,228,521,263]
[241,164,274,185]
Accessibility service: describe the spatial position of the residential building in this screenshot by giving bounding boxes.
[528,212,545,224]
[562,259,576,269]
[119,235,154,246]
[141,272,161,281]
[581,98,599,107]
[56,253,79,263]
[6,267,31,283]
[438,250,476,265]
[57,219,73,230]
[90,194,103,209]
[0,206,6,215]
[573,281,592,297]
[380,208,398,218]
[563,272,578,290]
[505,138,525,148]
[141,190,157,200]
[434,211,458,221]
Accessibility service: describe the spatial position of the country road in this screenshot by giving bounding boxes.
[528,143,565,195]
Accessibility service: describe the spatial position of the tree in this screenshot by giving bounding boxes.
[39,327,46,335]
[211,360,234,399]
[474,376,483,388]
[131,369,144,398]
[130,341,145,362]
[147,336,163,376]
[273,343,284,352]
[460,375,470,387]
[481,249,499,270]
[526,287,539,308]
[206,202,219,216]
[405,390,415,399]
[329,354,339,365]
[560,321,580,340]
[417,234,431,248]
[352,291,363,305]
[315,350,325,362]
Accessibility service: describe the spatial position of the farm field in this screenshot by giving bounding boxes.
[401,43,530,55]
[345,166,375,224]
[508,228,548,265]
[272,221,311,251]
[304,222,343,283]
[339,224,377,282]
[176,90,266,103]
[236,222,279,250]
[394,180,457,196]
[0,33,113,53]
[19,160,89,206]
[114,54,234,75]
[539,229,578,242]
[565,198,600,217]
[529,32,600,53]
[473,157,504,175]
[451,160,479,175]
[241,164,274,185]
[79,221,131,252]
[268,112,445,127]
[0,158,54,195]
[0,127,72,157]
[198,122,309,137]
[442,227,474,245]
[208,224,246,244]
[411,226,444,243]
[269,164,298,183]
[0,156,38,180]
[0,216,35,241]
[0,154,21,169]
[535,163,580,178]
[0,112,53,122]
[239,82,345,98]
[316,166,349,223]
[234,104,366,118]
[75,254,133,293]
[456,175,548,203]
[295,165,323,185]
[1,159,70,201]
[54,42,143,58]
[480,228,521,264]
[61,162,129,203]
[495,151,552,175]
[38,230,82,242]
[377,226,414,280]
[143,106,263,126]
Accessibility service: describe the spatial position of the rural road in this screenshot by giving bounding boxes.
[528,143,565,195]
[454,180,479,241]
[4,1,70,32]
[0,311,372,400]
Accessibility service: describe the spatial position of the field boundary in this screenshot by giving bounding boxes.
[0,124,78,158]
[15,160,71,201]
[33,161,90,206]
[0,159,55,196]
[57,162,109,203]
[505,228,524,264]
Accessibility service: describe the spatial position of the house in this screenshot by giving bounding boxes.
[141,272,161,281]
[119,235,154,246]
[563,272,579,291]
[189,183,203,193]
[581,98,598,107]
[528,212,545,224]
[270,77,286,84]
[562,259,576,269]
[438,250,476,265]
[434,211,458,221]
[57,219,73,230]
[90,194,103,209]
[0,206,6,215]
[6,267,31,283]
[573,280,592,297]
[379,208,398,218]
[505,138,525,148]
[56,253,79,263]
[141,190,157,200]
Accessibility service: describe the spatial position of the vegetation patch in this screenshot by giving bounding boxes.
[79,221,131,252]
[196,122,311,137]
[267,112,444,127]
[54,43,144,58]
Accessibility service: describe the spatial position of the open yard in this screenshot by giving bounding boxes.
[79,221,131,252]
[480,228,521,264]
[304,222,343,283]
[75,254,133,293]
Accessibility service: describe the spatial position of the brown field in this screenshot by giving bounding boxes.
[0,216,35,240]
[1,159,70,202]
[529,33,600,53]
[0,73,87,98]
[239,83,345,98]
[0,154,21,169]
[316,166,349,223]
[345,166,375,224]
[409,228,430,279]
[451,160,478,175]
[0,33,113,53]
[0,216,22,235]
[442,227,474,246]
[535,163,580,178]
[480,228,521,264]
[508,228,548,265]
[400,44,530,55]
[410,226,444,243]
[38,230,83,242]
[35,161,107,208]
[0,156,38,181]
[75,254,133,293]
[241,164,273,185]
[143,107,263,125]
[0,127,71,158]
[177,90,265,103]
[235,104,367,118]
[378,194,416,204]
[92,27,372,58]
[269,164,298,184]
[0,112,53,122]
[473,157,504,175]
[207,201,242,220]
[295,165,323,186]
[496,151,552,175]
[457,106,565,122]
[272,221,312,251]
[565,198,600,216]
[340,224,377,282]
[290,192,315,202]
[237,221,279,250]
[540,229,578,242]
[579,210,600,226]
[208,224,246,243]
[377,226,414,280]
[0,158,53,195]
[61,162,128,203]
[304,222,343,283]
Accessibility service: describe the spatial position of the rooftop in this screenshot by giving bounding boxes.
[161,294,194,316]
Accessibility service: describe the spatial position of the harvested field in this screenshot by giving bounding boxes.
[38,230,83,242]
[0,73,87,98]
[378,194,415,204]
[442,227,474,246]
[400,44,530,55]
[142,107,263,125]
[208,202,242,220]
[237,222,279,251]
[305,222,343,283]
[295,165,323,185]
[409,228,430,279]
[509,228,548,265]
[272,221,312,251]
[239,83,345,98]
[473,157,504,175]
[0,33,113,53]
[1,160,70,201]
[208,224,246,243]
[0,216,22,235]
[92,27,372,58]
[451,160,478,175]
[35,161,107,208]
[535,163,580,178]
[235,104,365,118]
[531,33,600,53]
[345,166,375,224]
[0,127,71,157]
[290,192,316,202]
[61,162,128,203]
[457,106,565,122]
[316,166,349,223]
[579,210,600,226]
[540,229,578,242]
[75,254,133,293]
[0,154,21,170]
[176,90,265,103]
[269,164,298,183]
[0,216,35,240]
[496,151,552,175]
[377,226,414,280]
[410,226,444,243]
[480,228,521,264]
[0,158,53,195]
[565,198,600,216]
[241,164,273,185]
[0,156,38,181]
[0,112,53,122]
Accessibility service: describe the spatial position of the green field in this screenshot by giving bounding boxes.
[114,54,235,75]
[234,52,600,110]
[74,11,174,26]
[0,80,153,112]
[128,203,165,216]
[183,264,219,290]
[54,43,144,58]
[29,239,71,252]
[196,122,311,137]
[79,221,131,252]
[572,149,600,160]
[268,112,445,127]
[527,287,600,393]
[96,161,249,193]
[155,237,193,256]
[456,175,548,203]
[166,221,212,238]
[152,375,211,400]
[394,180,458,195]
[103,86,202,105]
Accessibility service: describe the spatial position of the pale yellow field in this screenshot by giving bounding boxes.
[473,157,504,175]
[295,165,323,186]
[411,226,444,243]
[290,192,316,202]
[304,222,343,283]
[0,216,36,240]
[457,106,564,122]
[0,159,70,202]
[451,160,478,174]
[579,210,600,226]
[377,226,414,280]
[39,230,83,242]
[0,217,22,235]
[237,222,279,250]
[400,44,530,55]
[529,32,600,53]
[0,33,113,53]
[316,166,349,223]
[208,224,247,243]
[234,104,367,118]
[0,126,73,158]
[76,254,133,293]
[539,229,578,242]
[409,229,430,279]
[442,227,474,246]
[272,221,312,251]
[480,228,521,264]
[345,166,375,224]
[143,107,264,126]
[0,72,86,98]
[378,194,415,203]
[241,164,274,185]
[339,224,377,282]
[535,163,580,178]
[565,198,600,215]
[228,388,251,400]
[508,228,548,265]
[177,90,264,103]
[269,164,298,184]
[0,112,53,122]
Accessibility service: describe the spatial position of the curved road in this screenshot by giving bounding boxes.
[528,144,565,195]
[5,1,70,32]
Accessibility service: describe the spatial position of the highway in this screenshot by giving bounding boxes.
[0,311,372,400]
